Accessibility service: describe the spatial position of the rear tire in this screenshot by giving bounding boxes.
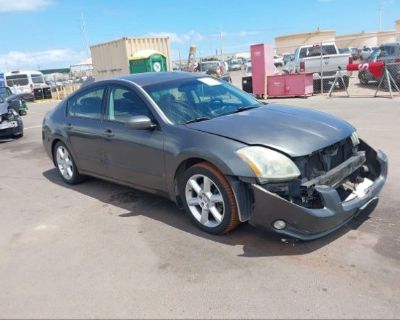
[53,141,85,185]
[180,162,240,235]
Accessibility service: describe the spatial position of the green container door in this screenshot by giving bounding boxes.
[129,53,167,74]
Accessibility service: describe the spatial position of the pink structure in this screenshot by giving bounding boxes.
[267,73,313,98]
[250,43,275,96]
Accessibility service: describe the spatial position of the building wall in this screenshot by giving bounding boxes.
[377,31,398,45]
[275,30,336,55]
[91,36,172,80]
[397,20,400,41]
[336,32,377,48]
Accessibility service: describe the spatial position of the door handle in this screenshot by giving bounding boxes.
[103,129,114,138]
[65,123,73,131]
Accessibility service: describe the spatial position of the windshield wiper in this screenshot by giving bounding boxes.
[218,105,259,117]
[184,117,211,124]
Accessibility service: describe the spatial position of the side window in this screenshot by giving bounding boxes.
[68,87,104,119]
[106,87,152,122]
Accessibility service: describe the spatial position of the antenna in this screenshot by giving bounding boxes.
[80,12,90,59]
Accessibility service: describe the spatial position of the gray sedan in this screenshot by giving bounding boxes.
[42,72,387,240]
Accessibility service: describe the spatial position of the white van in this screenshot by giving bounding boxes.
[5,70,51,101]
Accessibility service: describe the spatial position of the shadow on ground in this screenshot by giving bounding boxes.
[43,168,373,258]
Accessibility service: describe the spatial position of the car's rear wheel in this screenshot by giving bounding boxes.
[53,142,85,185]
[181,162,240,234]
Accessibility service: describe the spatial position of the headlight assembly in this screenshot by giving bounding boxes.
[236,146,300,182]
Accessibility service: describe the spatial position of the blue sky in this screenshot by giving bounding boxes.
[0,0,399,70]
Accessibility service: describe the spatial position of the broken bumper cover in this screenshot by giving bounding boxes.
[249,150,388,241]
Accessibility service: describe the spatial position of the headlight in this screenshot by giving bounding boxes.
[236,146,300,182]
[8,109,18,116]
[350,131,360,146]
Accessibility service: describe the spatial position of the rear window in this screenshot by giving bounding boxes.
[6,74,29,87]
[199,62,219,72]
[299,45,337,58]
[31,74,45,84]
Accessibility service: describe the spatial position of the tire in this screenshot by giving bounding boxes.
[53,141,85,185]
[180,162,240,235]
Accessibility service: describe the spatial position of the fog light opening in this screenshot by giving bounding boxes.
[273,220,287,230]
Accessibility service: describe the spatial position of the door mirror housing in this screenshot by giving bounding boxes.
[126,115,157,130]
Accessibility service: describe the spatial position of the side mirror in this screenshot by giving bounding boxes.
[126,115,156,130]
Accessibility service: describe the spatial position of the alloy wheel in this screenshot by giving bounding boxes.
[185,174,225,228]
[56,145,74,180]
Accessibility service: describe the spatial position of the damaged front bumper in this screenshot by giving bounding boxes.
[248,145,388,241]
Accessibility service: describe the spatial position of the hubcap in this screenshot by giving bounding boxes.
[56,146,74,180]
[185,174,225,228]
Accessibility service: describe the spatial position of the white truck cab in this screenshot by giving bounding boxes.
[285,43,353,91]
[4,70,51,101]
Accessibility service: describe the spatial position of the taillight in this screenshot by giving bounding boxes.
[349,57,353,64]
[300,61,305,72]
[216,66,222,75]
[395,58,400,63]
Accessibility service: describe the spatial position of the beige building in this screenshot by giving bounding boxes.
[276,18,400,54]
[91,36,172,79]
[275,29,336,55]
[397,19,400,41]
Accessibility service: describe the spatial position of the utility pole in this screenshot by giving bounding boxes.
[219,31,223,61]
[80,12,90,59]
[379,5,383,31]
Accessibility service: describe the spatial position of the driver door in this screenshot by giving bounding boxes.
[101,85,165,191]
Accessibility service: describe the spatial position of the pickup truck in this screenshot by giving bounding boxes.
[285,43,353,92]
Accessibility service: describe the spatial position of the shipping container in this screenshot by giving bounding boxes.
[90,36,172,79]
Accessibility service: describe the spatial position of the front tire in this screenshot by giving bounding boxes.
[180,162,240,235]
[53,141,85,185]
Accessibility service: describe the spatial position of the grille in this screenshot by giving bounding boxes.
[295,137,355,181]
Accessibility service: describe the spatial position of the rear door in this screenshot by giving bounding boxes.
[101,84,165,191]
[65,85,107,175]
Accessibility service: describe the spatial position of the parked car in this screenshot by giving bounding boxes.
[0,86,28,115]
[273,55,284,67]
[43,72,387,240]
[286,42,353,92]
[0,97,24,139]
[228,59,242,71]
[197,60,231,82]
[4,70,52,101]
[358,43,400,85]
[360,47,374,61]
[282,53,294,66]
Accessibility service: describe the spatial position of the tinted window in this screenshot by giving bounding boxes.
[106,87,152,122]
[68,87,104,119]
[31,74,45,84]
[6,74,29,86]
[299,45,337,58]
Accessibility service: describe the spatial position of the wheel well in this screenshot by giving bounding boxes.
[173,158,211,206]
[51,139,61,163]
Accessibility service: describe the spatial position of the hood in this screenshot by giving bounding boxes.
[186,104,354,157]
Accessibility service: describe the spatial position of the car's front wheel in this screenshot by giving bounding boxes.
[53,142,85,185]
[181,162,240,234]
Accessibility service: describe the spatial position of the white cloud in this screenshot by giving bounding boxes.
[0,49,87,70]
[0,0,52,12]
[147,30,204,43]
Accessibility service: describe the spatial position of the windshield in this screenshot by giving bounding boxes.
[144,77,261,124]
[6,74,29,87]
[0,87,11,98]
[31,74,45,84]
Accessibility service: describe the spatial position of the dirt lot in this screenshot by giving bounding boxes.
[0,94,399,318]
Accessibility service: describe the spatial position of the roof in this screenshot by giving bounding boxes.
[118,71,204,87]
